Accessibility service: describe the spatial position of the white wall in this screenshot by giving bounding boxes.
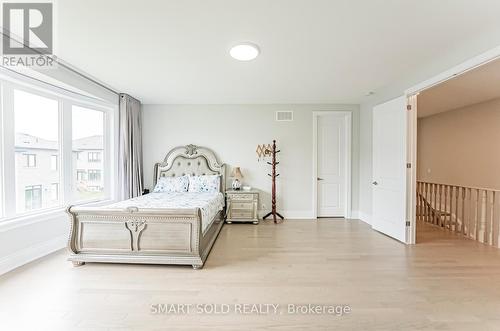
[142,104,359,219]
[0,213,68,275]
[418,98,500,189]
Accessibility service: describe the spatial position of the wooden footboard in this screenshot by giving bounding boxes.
[66,206,224,269]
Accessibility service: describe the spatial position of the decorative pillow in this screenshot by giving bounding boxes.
[153,175,189,193]
[188,175,221,193]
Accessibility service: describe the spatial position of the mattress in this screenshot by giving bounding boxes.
[106,192,225,234]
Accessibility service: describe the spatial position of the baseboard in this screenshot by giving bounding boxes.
[257,210,367,221]
[0,234,66,276]
[258,210,315,220]
[357,211,372,225]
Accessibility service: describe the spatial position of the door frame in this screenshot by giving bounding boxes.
[312,111,352,219]
[404,45,500,244]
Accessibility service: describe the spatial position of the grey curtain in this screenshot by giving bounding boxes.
[118,93,143,200]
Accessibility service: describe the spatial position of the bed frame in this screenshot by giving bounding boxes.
[66,144,226,269]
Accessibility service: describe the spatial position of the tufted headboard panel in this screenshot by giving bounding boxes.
[153,144,226,194]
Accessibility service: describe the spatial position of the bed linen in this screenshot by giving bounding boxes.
[107,192,224,234]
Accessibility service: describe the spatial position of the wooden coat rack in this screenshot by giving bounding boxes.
[262,140,284,223]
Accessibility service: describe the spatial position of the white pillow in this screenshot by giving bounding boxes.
[153,175,189,193]
[188,175,221,193]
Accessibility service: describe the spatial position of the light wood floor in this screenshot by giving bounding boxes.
[2,219,500,331]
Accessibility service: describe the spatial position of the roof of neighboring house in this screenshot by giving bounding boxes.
[15,133,103,152]
[73,135,104,151]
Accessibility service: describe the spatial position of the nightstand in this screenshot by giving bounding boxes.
[226,190,259,224]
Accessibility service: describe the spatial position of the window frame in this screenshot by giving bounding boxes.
[0,77,117,222]
[50,154,58,171]
[50,183,59,201]
[87,169,101,182]
[24,185,42,210]
[88,151,101,162]
[24,154,37,168]
[71,103,110,203]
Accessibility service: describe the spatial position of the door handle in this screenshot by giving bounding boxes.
[317,177,324,181]
[372,181,378,185]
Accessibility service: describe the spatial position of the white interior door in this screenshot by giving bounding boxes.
[317,113,346,217]
[372,96,407,242]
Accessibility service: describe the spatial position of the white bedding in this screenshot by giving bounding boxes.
[106,192,225,234]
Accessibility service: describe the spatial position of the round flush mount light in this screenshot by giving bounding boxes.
[230,43,260,61]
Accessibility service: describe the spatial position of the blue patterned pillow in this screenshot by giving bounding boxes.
[188,175,221,193]
[153,175,189,193]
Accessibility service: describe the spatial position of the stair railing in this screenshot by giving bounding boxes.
[417,181,500,248]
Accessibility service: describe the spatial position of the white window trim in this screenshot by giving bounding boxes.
[0,71,118,223]
[0,84,3,218]
[0,198,117,232]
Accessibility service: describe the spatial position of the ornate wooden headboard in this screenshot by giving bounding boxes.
[153,144,226,194]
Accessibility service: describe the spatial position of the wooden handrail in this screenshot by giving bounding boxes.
[417,180,500,193]
[417,181,500,248]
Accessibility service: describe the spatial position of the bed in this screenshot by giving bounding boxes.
[66,144,226,269]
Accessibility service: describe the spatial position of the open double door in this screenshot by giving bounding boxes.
[371,96,416,244]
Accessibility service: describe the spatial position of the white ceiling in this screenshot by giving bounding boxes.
[56,0,500,104]
[418,58,500,117]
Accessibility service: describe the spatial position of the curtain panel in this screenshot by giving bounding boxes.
[118,93,143,200]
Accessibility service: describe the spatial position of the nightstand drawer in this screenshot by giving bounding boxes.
[232,202,253,210]
[231,210,254,219]
[228,193,254,201]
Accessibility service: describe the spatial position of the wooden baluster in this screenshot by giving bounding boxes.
[427,183,431,224]
[454,186,459,233]
[433,184,438,225]
[485,190,492,245]
[462,188,467,236]
[416,182,420,222]
[420,182,424,222]
[467,188,474,239]
[449,186,454,231]
[464,188,469,238]
[439,184,444,227]
[444,185,449,230]
[493,191,499,248]
[437,185,440,226]
[475,189,481,241]
[430,183,434,224]
[425,183,430,223]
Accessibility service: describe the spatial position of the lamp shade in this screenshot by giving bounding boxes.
[230,167,244,179]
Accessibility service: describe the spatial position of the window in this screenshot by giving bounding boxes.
[51,155,58,171]
[25,185,42,210]
[88,152,101,162]
[88,170,101,182]
[15,89,60,213]
[76,170,86,181]
[51,183,59,200]
[72,106,105,201]
[0,78,114,221]
[24,154,36,167]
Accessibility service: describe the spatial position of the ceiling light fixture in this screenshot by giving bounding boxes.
[230,43,260,61]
